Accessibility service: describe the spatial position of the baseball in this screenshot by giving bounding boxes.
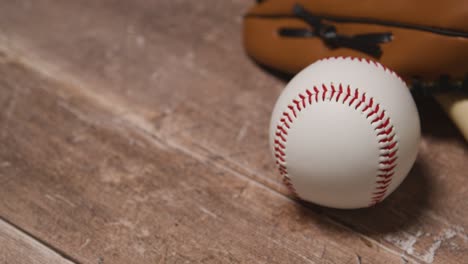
[270,57,421,209]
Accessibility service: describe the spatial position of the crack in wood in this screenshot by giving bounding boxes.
[0,216,79,264]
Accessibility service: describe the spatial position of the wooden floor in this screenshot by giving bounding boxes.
[0,1,466,263]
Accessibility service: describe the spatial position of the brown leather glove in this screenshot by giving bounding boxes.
[243,0,468,86]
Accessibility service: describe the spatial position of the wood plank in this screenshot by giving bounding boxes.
[0,58,408,263]
[0,218,75,264]
[0,0,467,263]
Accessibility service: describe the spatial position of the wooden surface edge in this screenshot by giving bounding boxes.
[0,217,76,264]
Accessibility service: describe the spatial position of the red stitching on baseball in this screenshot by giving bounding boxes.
[318,56,406,85]
[321,84,328,101]
[330,84,337,99]
[273,83,399,205]
[288,105,297,118]
[381,149,397,158]
[276,125,288,135]
[371,111,385,124]
[377,126,393,136]
[274,147,285,156]
[299,94,306,108]
[313,86,319,102]
[376,118,390,129]
[306,89,313,104]
[343,85,351,103]
[379,135,395,143]
[377,178,392,184]
[275,154,285,162]
[274,139,285,149]
[376,184,390,190]
[381,142,397,150]
[378,172,394,179]
[280,118,290,129]
[355,92,365,109]
[336,84,344,102]
[293,99,302,111]
[283,112,292,123]
[348,89,359,106]
[275,131,286,142]
[380,157,397,165]
[379,165,396,172]
[367,104,380,118]
[373,190,386,195]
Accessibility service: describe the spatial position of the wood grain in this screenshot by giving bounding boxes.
[0,219,75,264]
[0,0,466,263]
[0,58,408,263]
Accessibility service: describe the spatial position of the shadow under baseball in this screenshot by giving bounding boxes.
[294,157,433,236]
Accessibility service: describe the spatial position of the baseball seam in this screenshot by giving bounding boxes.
[273,82,399,206]
[318,56,407,85]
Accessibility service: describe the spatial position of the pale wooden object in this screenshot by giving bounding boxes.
[434,93,468,142]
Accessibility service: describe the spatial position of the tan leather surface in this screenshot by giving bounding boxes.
[243,17,468,81]
[248,0,468,32]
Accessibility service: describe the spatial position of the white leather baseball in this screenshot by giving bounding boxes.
[269,57,421,209]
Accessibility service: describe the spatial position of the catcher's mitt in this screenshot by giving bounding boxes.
[243,0,468,87]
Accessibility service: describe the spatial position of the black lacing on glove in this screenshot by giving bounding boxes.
[279,4,392,58]
[411,75,468,96]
